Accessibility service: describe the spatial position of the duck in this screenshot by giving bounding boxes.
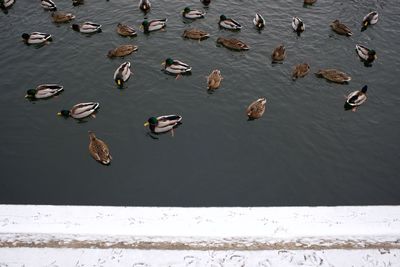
[315,69,351,83]
[304,0,317,5]
[219,15,241,30]
[21,32,52,45]
[163,58,192,75]
[361,11,378,31]
[72,0,84,6]
[107,44,138,58]
[330,19,352,36]
[57,102,99,119]
[72,22,102,33]
[116,23,137,37]
[201,0,210,6]
[138,0,151,12]
[25,84,63,99]
[141,19,167,33]
[271,44,286,63]
[51,11,75,23]
[292,63,310,80]
[144,115,182,134]
[217,37,249,51]
[345,85,368,111]
[292,17,305,35]
[182,29,209,40]
[355,44,377,63]
[207,69,223,90]
[0,0,15,9]
[41,0,57,11]
[113,62,131,87]
[182,7,205,19]
[247,98,267,120]
[253,13,265,29]
[88,131,112,165]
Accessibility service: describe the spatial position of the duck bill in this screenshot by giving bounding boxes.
[161,62,166,66]
[144,122,149,127]
[57,112,62,116]
[24,94,29,98]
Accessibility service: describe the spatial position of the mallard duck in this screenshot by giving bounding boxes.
[51,11,75,23]
[138,0,151,12]
[304,0,317,5]
[219,15,241,30]
[292,17,305,35]
[345,85,368,111]
[163,58,192,75]
[57,102,99,119]
[107,45,138,58]
[253,13,265,29]
[247,98,266,120]
[41,0,57,11]
[116,23,137,37]
[182,29,209,40]
[113,62,131,87]
[72,0,84,6]
[141,19,167,33]
[292,63,310,80]
[315,69,351,83]
[0,0,15,9]
[355,44,377,63]
[361,11,378,31]
[330,19,352,36]
[21,32,52,45]
[182,7,205,19]
[72,22,102,33]
[25,84,63,99]
[217,37,249,51]
[88,131,112,165]
[271,44,286,63]
[201,0,210,6]
[207,69,223,90]
[144,115,182,134]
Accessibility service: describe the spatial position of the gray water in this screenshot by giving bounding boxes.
[1,0,399,206]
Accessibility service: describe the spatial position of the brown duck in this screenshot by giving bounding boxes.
[271,44,286,63]
[246,98,267,120]
[217,37,249,51]
[182,29,210,40]
[116,23,137,37]
[207,70,223,90]
[107,44,138,58]
[292,63,310,80]
[330,20,352,36]
[316,69,351,83]
[51,11,75,23]
[88,131,112,165]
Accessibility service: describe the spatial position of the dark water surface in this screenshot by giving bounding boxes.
[1,0,399,206]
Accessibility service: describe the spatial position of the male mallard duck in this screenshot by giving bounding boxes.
[330,19,352,36]
[247,98,266,120]
[88,131,112,165]
[361,11,378,31]
[113,62,131,87]
[51,11,75,23]
[163,58,192,75]
[57,102,99,119]
[217,37,249,51]
[219,15,241,30]
[201,0,210,6]
[344,85,368,111]
[182,29,209,40]
[292,17,305,35]
[271,44,286,63]
[21,32,52,45]
[72,0,84,6]
[116,23,137,37]
[182,7,205,19]
[315,69,351,83]
[25,84,63,99]
[141,19,167,33]
[292,63,310,80]
[138,0,151,12]
[253,13,265,29]
[144,115,182,134]
[41,0,57,11]
[107,44,138,58]
[207,69,223,90]
[355,44,377,63]
[0,0,15,9]
[72,22,102,33]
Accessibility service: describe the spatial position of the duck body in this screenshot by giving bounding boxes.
[362,11,378,31]
[88,131,112,165]
[219,15,241,30]
[271,44,286,63]
[355,44,377,63]
[330,19,352,36]
[253,13,265,29]
[0,0,15,9]
[292,63,310,80]
[22,32,52,44]
[25,84,63,99]
[72,22,102,33]
[41,0,57,11]
[182,7,205,19]
[113,62,131,87]
[139,0,151,12]
[345,85,368,111]
[142,19,167,33]
[207,69,223,90]
[316,69,351,83]
[58,102,99,119]
[117,23,137,37]
[247,98,266,120]
[217,37,249,51]
[182,29,209,40]
[107,44,138,58]
[292,17,305,35]
[163,58,192,75]
[52,11,75,23]
[144,115,182,134]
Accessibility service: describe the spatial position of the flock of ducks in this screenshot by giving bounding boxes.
[2,0,379,165]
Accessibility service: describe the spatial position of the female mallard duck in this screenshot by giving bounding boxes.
[116,23,137,37]
[355,44,377,63]
[315,69,351,83]
[25,84,63,99]
[0,0,15,9]
[57,102,99,119]
[41,0,57,11]
[330,19,352,36]
[207,69,223,90]
[271,44,286,63]
[292,63,310,80]
[182,7,205,19]
[163,58,192,75]
[88,131,112,165]
[72,22,102,33]
[345,85,368,111]
[201,0,210,6]
[113,62,131,87]
[51,11,75,23]
[217,37,249,51]
[253,13,265,29]
[144,115,182,134]
[292,17,305,35]
[219,15,241,30]
[361,11,378,31]
[21,32,52,45]
[107,44,138,58]
[182,29,209,40]
[247,98,267,120]
[72,0,84,6]
[139,0,151,12]
[141,19,167,33]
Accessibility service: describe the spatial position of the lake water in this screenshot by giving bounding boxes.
[0,0,399,206]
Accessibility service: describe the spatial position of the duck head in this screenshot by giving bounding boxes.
[141,20,149,32]
[115,78,123,87]
[21,33,30,40]
[71,24,80,31]
[183,7,191,14]
[25,89,37,98]
[361,85,368,93]
[165,58,174,66]
[57,110,70,117]
[220,15,227,21]
[144,117,158,127]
